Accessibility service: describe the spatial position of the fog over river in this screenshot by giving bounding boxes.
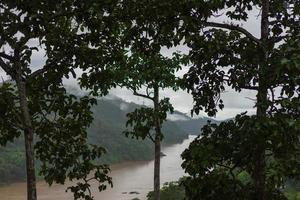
[0,136,196,200]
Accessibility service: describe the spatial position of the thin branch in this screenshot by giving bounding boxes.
[27,49,67,80]
[28,57,65,80]
[11,109,24,128]
[272,35,287,43]
[148,134,155,143]
[7,119,24,130]
[146,86,153,97]
[134,90,154,101]
[241,85,259,90]
[83,178,92,197]
[204,21,261,45]
[128,85,154,101]
[0,57,15,78]
[212,11,225,18]
[28,65,51,80]
[0,52,14,61]
[36,97,58,130]
[268,87,279,114]
[133,90,154,101]
[245,97,257,101]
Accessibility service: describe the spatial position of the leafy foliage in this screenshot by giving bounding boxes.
[147,181,185,200]
[0,83,22,145]
[0,97,192,184]
[168,0,300,199]
[124,98,174,141]
[182,113,300,199]
[0,0,123,199]
[285,180,300,200]
[0,82,113,199]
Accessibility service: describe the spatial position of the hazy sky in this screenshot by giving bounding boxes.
[0,9,262,120]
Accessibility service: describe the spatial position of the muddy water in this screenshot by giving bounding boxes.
[0,136,196,200]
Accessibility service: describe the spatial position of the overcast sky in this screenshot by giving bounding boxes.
[0,9,262,120]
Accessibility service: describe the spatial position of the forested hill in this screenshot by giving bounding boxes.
[173,112,219,135]
[0,96,216,184]
[88,97,190,163]
[88,96,220,162]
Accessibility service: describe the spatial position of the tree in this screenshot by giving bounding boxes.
[122,50,182,200]
[0,1,120,199]
[81,46,183,200]
[119,4,189,199]
[79,2,186,199]
[177,0,300,199]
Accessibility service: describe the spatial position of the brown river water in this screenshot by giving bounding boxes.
[0,136,196,200]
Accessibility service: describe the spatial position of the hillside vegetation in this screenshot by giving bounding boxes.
[0,97,212,184]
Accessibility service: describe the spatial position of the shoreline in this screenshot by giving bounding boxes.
[0,135,196,200]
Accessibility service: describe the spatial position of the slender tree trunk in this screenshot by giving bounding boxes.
[153,84,161,200]
[255,77,268,200]
[16,67,37,200]
[254,1,269,199]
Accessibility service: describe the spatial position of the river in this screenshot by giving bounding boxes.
[0,135,196,200]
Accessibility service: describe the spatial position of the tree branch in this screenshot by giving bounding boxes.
[0,52,14,61]
[146,86,154,97]
[241,85,259,90]
[36,97,58,130]
[128,85,154,101]
[133,90,154,101]
[28,66,49,79]
[204,21,261,45]
[0,57,15,78]
[7,118,24,130]
[28,56,66,80]
[28,62,60,80]
[245,97,257,101]
[147,134,155,143]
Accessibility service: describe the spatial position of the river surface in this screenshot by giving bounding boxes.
[0,135,196,200]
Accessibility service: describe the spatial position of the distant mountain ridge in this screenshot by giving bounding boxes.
[0,94,218,184]
[102,96,219,135]
[88,97,190,164]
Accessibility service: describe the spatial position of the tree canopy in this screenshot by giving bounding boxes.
[0,1,299,200]
[177,0,300,199]
[0,0,122,199]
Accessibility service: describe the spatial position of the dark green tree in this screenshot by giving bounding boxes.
[81,47,183,200]
[123,50,182,200]
[79,2,187,199]
[0,1,120,199]
[118,4,189,199]
[176,0,300,199]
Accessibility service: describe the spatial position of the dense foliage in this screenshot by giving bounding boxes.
[182,113,300,199]
[0,97,193,184]
[1,1,299,200]
[147,181,185,200]
[0,0,122,199]
[285,180,300,200]
[0,82,112,199]
[79,3,187,199]
[176,0,300,199]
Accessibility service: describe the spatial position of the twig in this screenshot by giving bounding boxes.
[204,21,261,45]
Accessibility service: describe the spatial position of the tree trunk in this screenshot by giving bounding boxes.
[153,84,161,200]
[255,1,269,199]
[16,68,37,200]
[255,81,267,200]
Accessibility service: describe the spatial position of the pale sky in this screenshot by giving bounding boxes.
[0,9,262,120]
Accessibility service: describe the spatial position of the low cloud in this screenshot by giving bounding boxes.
[119,102,129,111]
[167,113,190,121]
